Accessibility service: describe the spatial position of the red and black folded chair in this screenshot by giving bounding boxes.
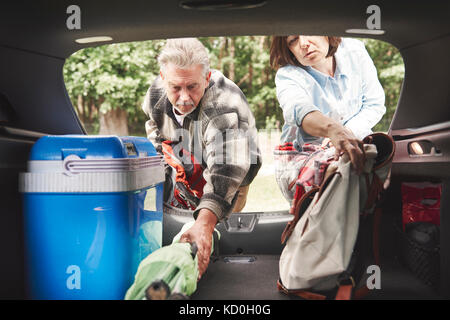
[161,140,206,210]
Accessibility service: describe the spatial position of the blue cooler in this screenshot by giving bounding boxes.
[19,135,165,300]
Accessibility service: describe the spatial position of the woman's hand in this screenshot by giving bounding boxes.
[327,123,365,174]
[302,111,365,174]
[179,208,217,280]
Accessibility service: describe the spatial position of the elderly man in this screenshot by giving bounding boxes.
[142,38,261,279]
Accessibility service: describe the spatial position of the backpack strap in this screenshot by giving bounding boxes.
[336,196,385,300]
[334,169,386,300]
[335,284,354,300]
[277,279,327,300]
[281,187,318,244]
[334,257,357,300]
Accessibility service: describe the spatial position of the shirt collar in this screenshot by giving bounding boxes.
[304,50,348,85]
[304,66,328,87]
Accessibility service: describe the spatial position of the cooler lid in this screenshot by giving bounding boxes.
[29,135,158,161]
[20,135,165,193]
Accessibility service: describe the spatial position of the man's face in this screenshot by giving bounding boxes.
[161,63,211,115]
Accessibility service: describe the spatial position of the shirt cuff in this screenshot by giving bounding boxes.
[295,107,321,146]
[194,194,232,222]
[294,104,320,128]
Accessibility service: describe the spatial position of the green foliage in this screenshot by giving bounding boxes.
[361,38,404,132]
[63,40,165,135]
[264,114,279,131]
[199,36,282,129]
[63,36,404,135]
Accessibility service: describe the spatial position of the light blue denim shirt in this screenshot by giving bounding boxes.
[275,38,386,150]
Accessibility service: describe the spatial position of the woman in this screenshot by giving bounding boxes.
[270,35,386,174]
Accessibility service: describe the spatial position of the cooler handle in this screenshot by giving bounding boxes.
[63,154,164,174]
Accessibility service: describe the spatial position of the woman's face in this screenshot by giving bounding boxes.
[286,35,330,67]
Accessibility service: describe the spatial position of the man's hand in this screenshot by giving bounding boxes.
[179,208,217,280]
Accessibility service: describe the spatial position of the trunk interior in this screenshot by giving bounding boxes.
[163,174,448,300]
[1,129,447,300]
[1,2,449,301]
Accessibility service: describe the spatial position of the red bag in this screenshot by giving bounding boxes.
[162,140,206,210]
[401,182,441,229]
[274,142,334,208]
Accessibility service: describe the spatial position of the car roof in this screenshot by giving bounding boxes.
[1,1,449,59]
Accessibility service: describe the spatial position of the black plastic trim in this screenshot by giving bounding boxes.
[179,0,266,11]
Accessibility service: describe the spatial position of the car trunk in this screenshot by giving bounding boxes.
[1,1,449,301]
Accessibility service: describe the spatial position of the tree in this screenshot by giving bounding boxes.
[63,40,164,135]
[200,36,281,129]
[362,38,404,132]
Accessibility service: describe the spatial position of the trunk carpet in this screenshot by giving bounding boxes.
[191,210,443,300]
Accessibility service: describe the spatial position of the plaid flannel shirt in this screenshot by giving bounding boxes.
[142,69,262,221]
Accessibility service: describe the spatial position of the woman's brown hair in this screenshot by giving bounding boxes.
[270,36,342,70]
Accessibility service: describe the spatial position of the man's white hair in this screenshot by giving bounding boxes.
[158,38,210,76]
